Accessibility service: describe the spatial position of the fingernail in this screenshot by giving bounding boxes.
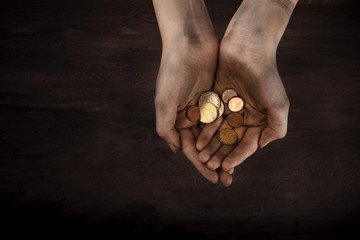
[168,144,177,154]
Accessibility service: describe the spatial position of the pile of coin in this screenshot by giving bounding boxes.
[186,89,245,146]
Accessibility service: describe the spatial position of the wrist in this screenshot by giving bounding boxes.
[153,0,216,48]
[162,32,218,53]
[224,0,297,49]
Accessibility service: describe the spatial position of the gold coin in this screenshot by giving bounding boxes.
[217,100,224,119]
[222,89,238,103]
[218,128,238,145]
[228,97,244,112]
[198,91,221,109]
[199,102,218,124]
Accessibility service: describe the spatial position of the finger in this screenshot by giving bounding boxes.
[259,108,289,148]
[179,128,219,184]
[175,107,198,129]
[207,145,234,170]
[196,116,223,151]
[205,126,246,170]
[233,126,247,142]
[155,99,180,153]
[218,169,232,187]
[222,126,263,171]
[191,125,201,139]
[228,168,234,174]
[198,119,231,163]
[198,135,222,163]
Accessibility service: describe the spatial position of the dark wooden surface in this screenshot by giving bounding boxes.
[1,0,360,238]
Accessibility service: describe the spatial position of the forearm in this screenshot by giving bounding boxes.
[153,0,216,47]
[224,0,298,51]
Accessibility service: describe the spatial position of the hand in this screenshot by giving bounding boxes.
[196,0,296,177]
[179,123,234,186]
[155,35,235,186]
[196,37,289,172]
[153,0,227,184]
[155,36,222,183]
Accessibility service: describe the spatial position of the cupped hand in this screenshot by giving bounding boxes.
[155,37,217,149]
[196,35,290,174]
[155,36,233,185]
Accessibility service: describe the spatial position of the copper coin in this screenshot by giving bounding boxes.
[186,105,200,122]
[218,128,238,145]
[228,97,244,112]
[227,112,243,128]
[199,102,218,124]
[198,91,221,109]
[222,89,238,103]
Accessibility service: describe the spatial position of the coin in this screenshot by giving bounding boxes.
[217,100,224,119]
[186,105,200,122]
[222,89,238,103]
[199,102,218,124]
[227,112,243,128]
[218,128,238,145]
[228,97,244,112]
[198,91,221,109]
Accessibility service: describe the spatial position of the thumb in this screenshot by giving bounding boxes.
[259,107,288,148]
[155,98,180,153]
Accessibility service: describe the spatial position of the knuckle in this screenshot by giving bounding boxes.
[207,159,220,170]
[203,130,213,140]
[199,151,210,162]
[182,142,192,153]
[156,126,167,139]
[273,96,290,112]
[154,96,165,109]
[155,95,174,113]
[222,160,232,171]
[209,175,219,184]
[278,128,287,139]
[249,143,258,153]
[282,97,290,111]
[199,132,211,144]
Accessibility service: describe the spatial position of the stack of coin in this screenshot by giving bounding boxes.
[222,88,244,113]
[186,91,224,124]
[221,88,244,128]
[197,91,224,124]
[185,89,244,146]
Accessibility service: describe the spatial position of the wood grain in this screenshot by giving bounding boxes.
[0,0,359,238]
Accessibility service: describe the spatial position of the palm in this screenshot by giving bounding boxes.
[214,38,288,130]
[196,38,289,173]
[156,41,217,128]
[155,39,234,185]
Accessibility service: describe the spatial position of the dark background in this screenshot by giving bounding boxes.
[1,0,359,239]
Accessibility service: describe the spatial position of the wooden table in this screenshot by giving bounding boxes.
[0,0,359,238]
